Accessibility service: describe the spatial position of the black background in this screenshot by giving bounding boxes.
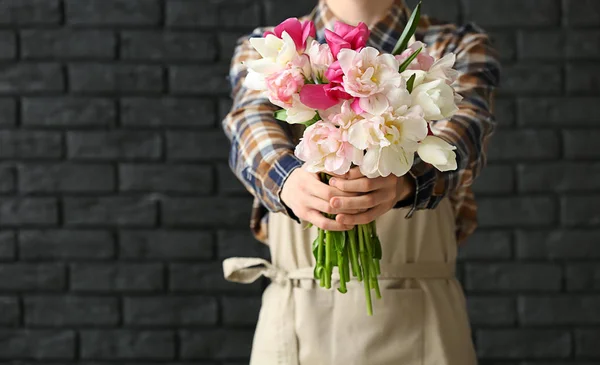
[0,0,598,363]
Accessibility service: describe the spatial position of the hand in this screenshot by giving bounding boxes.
[327,167,415,225]
[281,167,362,231]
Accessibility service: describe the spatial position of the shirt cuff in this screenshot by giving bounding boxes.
[404,166,438,219]
[271,152,303,223]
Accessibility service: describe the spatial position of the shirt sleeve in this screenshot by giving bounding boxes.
[403,23,501,218]
[222,30,303,215]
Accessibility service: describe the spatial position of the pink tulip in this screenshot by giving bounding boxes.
[325,22,369,58]
[395,41,435,71]
[350,98,364,115]
[299,84,340,110]
[265,68,305,108]
[322,61,351,100]
[264,18,316,52]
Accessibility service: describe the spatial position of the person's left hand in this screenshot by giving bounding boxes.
[327,167,415,226]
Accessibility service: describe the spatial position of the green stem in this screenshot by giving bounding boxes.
[325,230,332,289]
[337,249,347,293]
[348,227,362,281]
[363,224,374,262]
[343,239,351,283]
[358,225,373,315]
[371,264,382,299]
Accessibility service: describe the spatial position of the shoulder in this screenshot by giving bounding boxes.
[417,16,492,55]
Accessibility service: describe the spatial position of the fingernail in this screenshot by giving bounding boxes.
[331,199,341,208]
[329,178,336,185]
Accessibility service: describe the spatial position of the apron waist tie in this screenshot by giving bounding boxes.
[223,257,456,285]
[222,257,455,365]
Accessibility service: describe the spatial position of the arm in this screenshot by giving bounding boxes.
[222,31,303,215]
[402,23,501,217]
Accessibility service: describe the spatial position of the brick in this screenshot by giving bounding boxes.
[465,263,562,292]
[0,166,15,192]
[518,296,600,325]
[517,230,600,259]
[576,330,600,357]
[0,264,65,291]
[64,197,156,227]
[561,196,600,226]
[121,31,216,61]
[169,65,229,94]
[567,264,600,291]
[477,197,556,227]
[0,131,62,159]
[217,164,250,195]
[0,297,18,325]
[0,231,16,260]
[472,165,514,194]
[501,64,561,95]
[566,0,600,26]
[487,130,559,161]
[0,64,63,93]
[121,98,215,127]
[70,64,163,93]
[167,0,219,27]
[81,330,175,359]
[170,263,262,293]
[566,63,600,93]
[518,30,564,59]
[466,296,515,325]
[264,0,316,25]
[71,263,163,292]
[459,230,512,260]
[23,98,115,127]
[0,0,61,25]
[493,97,516,127]
[66,0,161,26]
[222,296,261,325]
[464,0,560,27]
[124,296,218,325]
[0,198,58,226]
[567,31,600,59]
[162,197,251,226]
[119,164,213,193]
[21,30,115,59]
[0,98,16,125]
[0,330,75,359]
[518,163,600,192]
[476,329,571,359]
[564,130,600,158]
[67,131,161,160]
[119,230,214,260]
[24,296,119,326]
[19,163,115,193]
[219,32,244,61]
[488,31,516,61]
[166,131,230,160]
[180,329,254,359]
[19,230,114,260]
[0,31,16,59]
[519,98,600,126]
[217,230,268,259]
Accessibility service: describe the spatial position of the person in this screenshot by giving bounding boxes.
[221,0,500,364]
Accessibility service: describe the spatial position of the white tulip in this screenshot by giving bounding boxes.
[417,135,458,172]
[411,79,459,121]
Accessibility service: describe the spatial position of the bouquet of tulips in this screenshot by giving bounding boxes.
[243,3,460,315]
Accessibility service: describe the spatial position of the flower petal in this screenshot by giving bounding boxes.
[299,84,340,110]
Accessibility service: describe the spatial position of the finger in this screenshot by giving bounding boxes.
[345,166,364,180]
[305,196,365,215]
[306,210,353,231]
[336,205,389,225]
[330,190,388,210]
[308,178,357,200]
[329,176,388,193]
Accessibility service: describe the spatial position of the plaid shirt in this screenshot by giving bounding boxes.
[222,0,500,244]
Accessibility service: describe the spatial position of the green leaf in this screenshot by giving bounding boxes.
[274,109,288,122]
[312,237,319,261]
[373,236,382,260]
[406,73,417,93]
[398,47,422,73]
[392,1,422,55]
[332,231,346,252]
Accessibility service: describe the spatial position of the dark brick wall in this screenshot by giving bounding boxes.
[0,0,597,363]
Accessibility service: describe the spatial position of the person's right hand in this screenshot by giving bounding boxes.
[281,167,359,231]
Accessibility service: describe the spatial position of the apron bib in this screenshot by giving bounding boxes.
[224,199,478,365]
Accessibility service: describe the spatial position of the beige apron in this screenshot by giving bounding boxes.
[224,199,478,365]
